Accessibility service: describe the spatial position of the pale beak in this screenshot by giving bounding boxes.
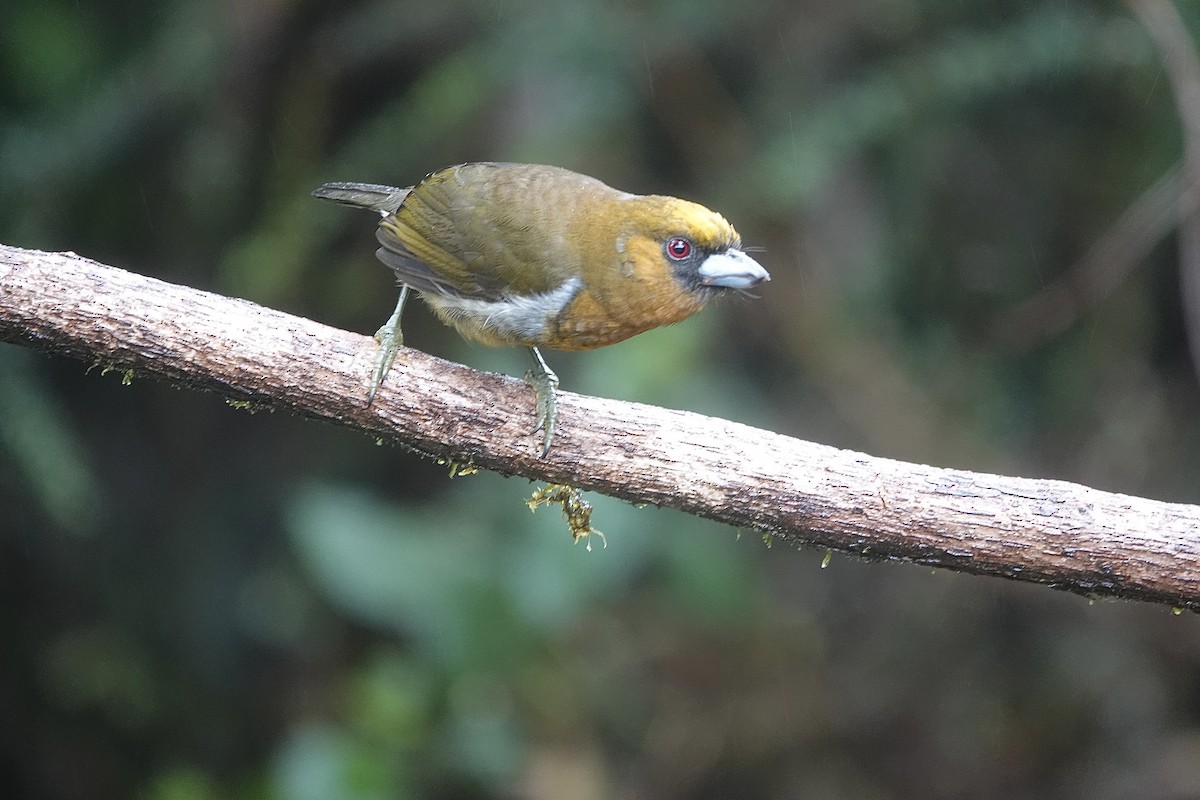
[698,248,770,289]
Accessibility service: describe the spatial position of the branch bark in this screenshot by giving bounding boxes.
[3,243,1200,609]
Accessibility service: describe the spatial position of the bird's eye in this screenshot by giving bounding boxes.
[666,237,692,260]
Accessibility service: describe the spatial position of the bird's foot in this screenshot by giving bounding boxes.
[368,285,409,404]
[525,347,559,457]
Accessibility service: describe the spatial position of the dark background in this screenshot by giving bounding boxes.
[2,1,1199,798]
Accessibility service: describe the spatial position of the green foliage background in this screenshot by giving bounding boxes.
[2,0,1199,798]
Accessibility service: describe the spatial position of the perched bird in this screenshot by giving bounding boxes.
[313,162,769,455]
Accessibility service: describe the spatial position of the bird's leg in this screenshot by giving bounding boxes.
[368,284,409,404]
[525,347,560,457]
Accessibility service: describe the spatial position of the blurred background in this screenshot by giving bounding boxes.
[2,0,1200,797]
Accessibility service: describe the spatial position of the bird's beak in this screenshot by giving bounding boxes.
[698,248,770,289]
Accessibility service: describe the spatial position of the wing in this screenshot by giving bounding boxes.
[375,163,615,300]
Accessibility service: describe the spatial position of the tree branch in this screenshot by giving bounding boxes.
[3,243,1199,609]
[989,162,1194,350]
[1126,0,1200,384]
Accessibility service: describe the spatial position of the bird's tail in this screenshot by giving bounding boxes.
[311,182,411,215]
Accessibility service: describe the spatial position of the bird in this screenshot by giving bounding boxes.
[312,162,769,456]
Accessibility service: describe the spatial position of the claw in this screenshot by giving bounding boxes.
[524,347,559,457]
[368,285,409,404]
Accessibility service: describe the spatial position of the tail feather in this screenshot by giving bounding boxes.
[311,182,411,215]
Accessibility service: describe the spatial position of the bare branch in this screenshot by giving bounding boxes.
[990,163,1193,350]
[2,243,1199,609]
[1126,0,1200,380]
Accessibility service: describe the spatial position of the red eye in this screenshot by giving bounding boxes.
[666,237,692,260]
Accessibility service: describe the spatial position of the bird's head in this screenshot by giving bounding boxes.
[616,195,770,297]
[542,193,771,346]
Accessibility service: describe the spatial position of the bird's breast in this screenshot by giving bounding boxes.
[419,264,709,351]
[420,278,583,348]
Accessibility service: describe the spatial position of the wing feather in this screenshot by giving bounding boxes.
[374,163,608,301]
